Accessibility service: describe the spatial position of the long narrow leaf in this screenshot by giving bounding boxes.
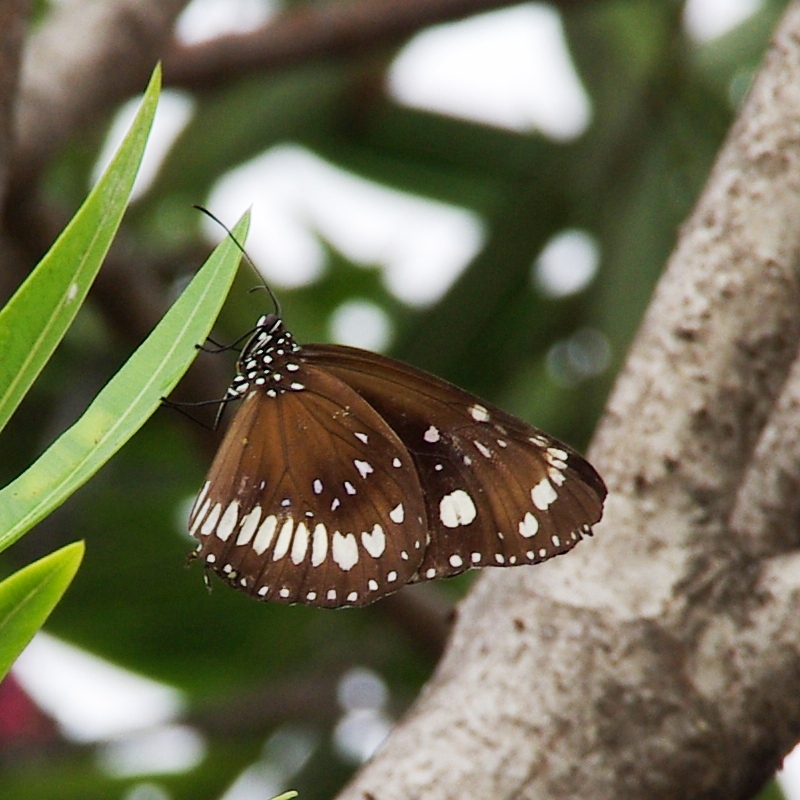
[0,213,250,552]
[0,541,84,681]
[0,66,161,434]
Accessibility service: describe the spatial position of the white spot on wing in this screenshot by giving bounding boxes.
[344,481,356,495]
[313,479,323,495]
[191,481,210,520]
[253,515,278,554]
[424,425,441,443]
[311,523,328,566]
[549,468,566,486]
[332,531,359,570]
[519,512,539,538]
[362,524,386,557]
[469,404,490,422]
[532,478,558,510]
[439,489,477,528]
[449,554,463,568]
[291,522,310,564]
[354,459,374,479]
[200,503,222,536]
[190,497,212,536]
[273,518,295,560]
[355,432,369,444]
[547,446,568,461]
[392,458,402,468]
[389,503,405,524]
[216,501,240,541]
[237,506,262,545]
[474,441,491,458]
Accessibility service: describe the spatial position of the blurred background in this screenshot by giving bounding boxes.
[0,0,793,798]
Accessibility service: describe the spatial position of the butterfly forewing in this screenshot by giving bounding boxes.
[304,344,606,582]
[189,359,427,608]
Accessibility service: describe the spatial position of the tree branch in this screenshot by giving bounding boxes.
[336,4,800,798]
[162,0,581,91]
[0,0,29,215]
[11,0,190,190]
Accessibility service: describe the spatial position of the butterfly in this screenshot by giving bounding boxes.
[187,312,606,608]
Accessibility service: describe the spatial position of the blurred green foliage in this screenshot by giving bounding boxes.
[0,2,790,799]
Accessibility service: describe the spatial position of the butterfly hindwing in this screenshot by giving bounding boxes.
[305,344,606,582]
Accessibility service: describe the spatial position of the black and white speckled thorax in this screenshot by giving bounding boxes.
[228,314,304,400]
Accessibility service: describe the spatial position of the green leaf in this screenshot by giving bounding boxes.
[270,793,299,800]
[0,212,250,553]
[0,541,84,681]
[0,65,161,434]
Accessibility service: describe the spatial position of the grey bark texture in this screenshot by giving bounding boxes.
[338,3,800,799]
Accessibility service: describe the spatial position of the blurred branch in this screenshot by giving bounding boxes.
[0,0,29,216]
[0,0,31,306]
[336,3,800,799]
[187,671,342,737]
[11,0,191,192]
[3,0,194,354]
[162,0,581,91]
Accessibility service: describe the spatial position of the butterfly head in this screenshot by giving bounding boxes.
[228,314,304,399]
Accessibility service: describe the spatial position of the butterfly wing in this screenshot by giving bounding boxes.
[188,364,428,607]
[305,344,606,581]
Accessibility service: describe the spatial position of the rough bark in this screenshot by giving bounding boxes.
[338,3,800,799]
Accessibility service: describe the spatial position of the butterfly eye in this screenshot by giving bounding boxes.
[188,316,606,608]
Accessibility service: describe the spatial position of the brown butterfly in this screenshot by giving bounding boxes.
[188,313,606,608]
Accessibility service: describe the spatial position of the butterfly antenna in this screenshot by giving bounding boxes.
[192,205,282,318]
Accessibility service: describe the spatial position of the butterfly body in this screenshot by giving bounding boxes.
[188,314,606,608]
